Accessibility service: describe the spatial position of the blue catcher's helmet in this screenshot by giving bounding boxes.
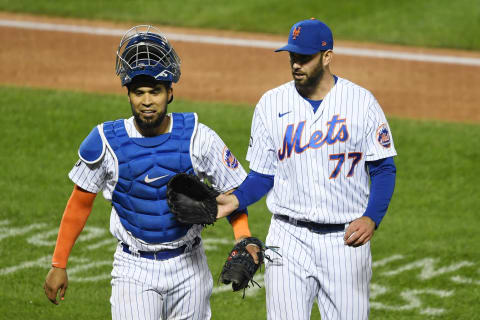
[115,25,181,86]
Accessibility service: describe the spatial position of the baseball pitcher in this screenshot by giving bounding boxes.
[217,18,397,319]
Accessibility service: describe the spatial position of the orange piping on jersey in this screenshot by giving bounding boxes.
[278,120,307,160]
[329,153,346,179]
[278,115,350,161]
[347,152,363,177]
[325,114,349,145]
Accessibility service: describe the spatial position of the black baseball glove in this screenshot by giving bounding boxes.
[166,173,219,225]
[220,237,268,295]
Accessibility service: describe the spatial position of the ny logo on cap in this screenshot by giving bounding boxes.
[292,27,301,40]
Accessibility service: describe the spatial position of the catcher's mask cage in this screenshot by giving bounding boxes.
[116,25,181,86]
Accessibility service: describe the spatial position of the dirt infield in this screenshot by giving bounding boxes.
[1,12,479,123]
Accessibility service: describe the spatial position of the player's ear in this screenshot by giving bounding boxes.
[167,87,174,104]
[322,50,333,67]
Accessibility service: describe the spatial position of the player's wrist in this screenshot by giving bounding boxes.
[231,194,240,210]
[51,265,66,270]
[234,234,251,242]
[362,213,379,229]
[362,215,377,228]
[230,191,241,210]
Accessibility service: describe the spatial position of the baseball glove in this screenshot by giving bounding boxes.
[166,173,219,225]
[220,237,268,295]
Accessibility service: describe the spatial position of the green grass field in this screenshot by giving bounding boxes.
[0,87,479,319]
[0,0,479,50]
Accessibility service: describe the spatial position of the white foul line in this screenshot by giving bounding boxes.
[1,19,480,66]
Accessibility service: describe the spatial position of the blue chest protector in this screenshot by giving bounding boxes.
[102,113,196,243]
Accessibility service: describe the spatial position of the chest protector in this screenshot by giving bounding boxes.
[103,113,196,243]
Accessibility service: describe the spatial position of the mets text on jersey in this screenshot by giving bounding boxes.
[278,115,348,160]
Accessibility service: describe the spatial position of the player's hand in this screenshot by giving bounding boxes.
[216,193,240,219]
[44,267,68,305]
[344,216,376,247]
[236,236,261,264]
[246,243,261,264]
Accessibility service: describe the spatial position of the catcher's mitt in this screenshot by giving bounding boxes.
[220,237,279,296]
[166,173,219,225]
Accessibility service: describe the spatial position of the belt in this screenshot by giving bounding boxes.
[275,215,345,233]
[122,237,201,260]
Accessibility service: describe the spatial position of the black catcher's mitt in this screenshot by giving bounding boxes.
[220,237,267,294]
[166,173,219,225]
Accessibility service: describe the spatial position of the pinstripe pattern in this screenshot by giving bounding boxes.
[111,242,212,320]
[247,78,395,319]
[247,78,396,224]
[265,217,371,320]
[69,114,246,319]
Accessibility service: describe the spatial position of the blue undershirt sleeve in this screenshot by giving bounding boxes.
[230,158,395,228]
[363,157,396,227]
[232,170,274,210]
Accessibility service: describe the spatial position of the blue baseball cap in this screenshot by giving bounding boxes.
[275,18,333,55]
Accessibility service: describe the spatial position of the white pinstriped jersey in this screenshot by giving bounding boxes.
[247,77,397,224]
[69,114,247,252]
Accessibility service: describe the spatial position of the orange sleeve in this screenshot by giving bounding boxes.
[51,185,97,269]
[230,212,252,240]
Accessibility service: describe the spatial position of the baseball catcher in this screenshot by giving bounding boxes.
[166,173,219,225]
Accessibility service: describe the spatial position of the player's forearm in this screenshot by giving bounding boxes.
[217,170,273,218]
[363,157,396,227]
[52,185,96,268]
[232,170,274,209]
[230,213,252,240]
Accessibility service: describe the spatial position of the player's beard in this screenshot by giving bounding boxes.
[294,55,325,98]
[132,107,168,132]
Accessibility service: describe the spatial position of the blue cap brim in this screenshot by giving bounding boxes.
[274,44,320,55]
